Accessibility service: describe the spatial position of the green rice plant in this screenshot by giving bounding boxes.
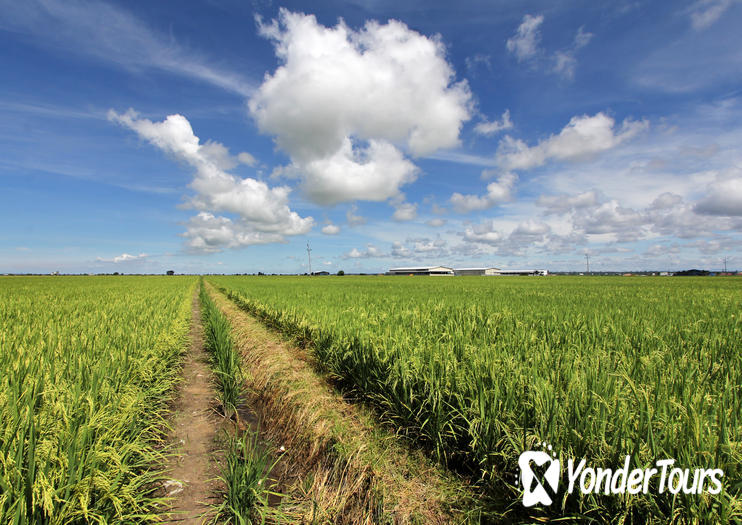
[200,281,243,419]
[208,275,741,523]
[0,275,196,524]
[213,429,284,525]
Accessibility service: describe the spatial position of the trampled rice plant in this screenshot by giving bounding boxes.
[0,276,196,524]
[209,275,741,523]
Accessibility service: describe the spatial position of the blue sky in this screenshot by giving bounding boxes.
[1,0,741,274]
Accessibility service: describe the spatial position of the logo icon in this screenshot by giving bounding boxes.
[518,442,560,507]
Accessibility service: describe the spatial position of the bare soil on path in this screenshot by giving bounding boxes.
[164,290,222,524]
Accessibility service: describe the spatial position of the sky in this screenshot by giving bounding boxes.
[1,0,741,274]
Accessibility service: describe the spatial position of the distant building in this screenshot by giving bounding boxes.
[388,266,454,276]
[311,271,330,276]
[494,269,548,276]
[454,267,500,276]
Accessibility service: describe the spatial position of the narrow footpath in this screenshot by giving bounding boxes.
[164,290,221,524]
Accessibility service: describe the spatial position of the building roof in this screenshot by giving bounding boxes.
[389,266,453,271]
[455,267,500,271]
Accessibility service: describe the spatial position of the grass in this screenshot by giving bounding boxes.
[208,275,741,524]
[0,276,196,524]
[200,280,244,420]
[213,429,284,525]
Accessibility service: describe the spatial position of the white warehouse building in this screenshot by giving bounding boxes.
[454,267,500,276]
[388,266,454,276]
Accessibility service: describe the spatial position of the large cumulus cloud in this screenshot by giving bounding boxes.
[249,9,472,205]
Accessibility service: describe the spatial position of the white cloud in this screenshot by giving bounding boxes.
[506,14,544,62]
[97,252,148,263]
[321,224,340,235]
[534,182,741,246]
[431,203,448,215]
[552,51,577,80]
[249,9,471,205]
[644,243,681,257]
[465,53,492,75]
[462,219,551,255]
[537,190,599,214]
[390,241,411,258]
[450,172,517,213]
[392,201,418,221]
[237,152,257,167]
[474,109,513,136]
[573,26,594,49]
[0,0,253,96]
[506,15,593,80]
[574,200,646,239]
[694,172,742,215]
[301,138,418,205]
[689,0,734,30]
[426,218,447,227]
[389,237,448,259]
[552,27,594,80]
[182,212,289,253]
[109,110,313,252]
[506,15,592,80]
[497,113,648,171]
[689,236,742,254]
[344,244,385,258]
[512,219,551,237]
[463,220,505,245]
[650,192,684,210]
[346,204,367,226]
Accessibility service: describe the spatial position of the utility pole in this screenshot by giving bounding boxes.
[723,256,728,273]
[585,253,590,275]
[306,242,312,276]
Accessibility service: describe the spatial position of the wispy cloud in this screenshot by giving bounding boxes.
[0,101,101,120]
[688,0,735,30]
[506,14,593,80]
[474,109,513,136]
[552,26,593,80]
[0,0,254,96]
[96,252,148,263]
[506,14,544,62]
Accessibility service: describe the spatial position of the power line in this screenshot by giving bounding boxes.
[585,253,590,275]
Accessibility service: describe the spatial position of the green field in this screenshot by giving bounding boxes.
[1,275,739,523]
[0,276,196,524]
[209,275,741,523]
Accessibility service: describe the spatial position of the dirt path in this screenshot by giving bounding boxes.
[164,289,221,524]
